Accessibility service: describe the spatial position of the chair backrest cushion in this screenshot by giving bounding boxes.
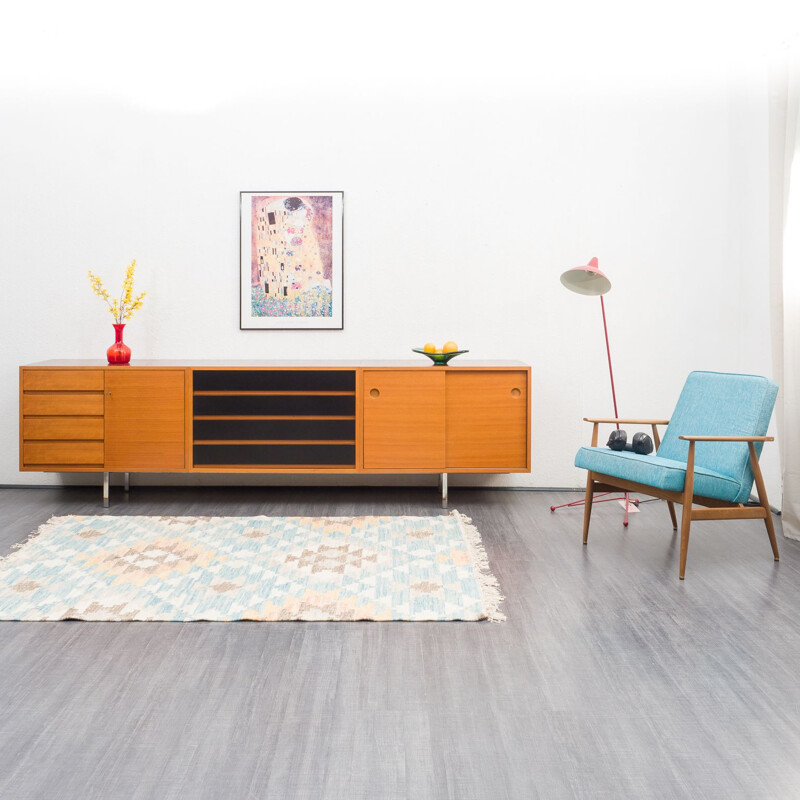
[657,371,778,502]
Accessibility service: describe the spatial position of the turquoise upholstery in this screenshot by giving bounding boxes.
[575,371,778,503]
[574,448,744,501]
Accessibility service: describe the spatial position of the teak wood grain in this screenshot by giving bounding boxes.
[23,393,104,416]
[23,417,104,441]
[106,442,185,470]
[23,441,104,466]
[445,371,528,469]
[22,369,104,392]
[362,370,445,469]
[104,370,185,470]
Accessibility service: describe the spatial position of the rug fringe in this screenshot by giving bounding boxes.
[450,510,506,623]
[0,516,68,565]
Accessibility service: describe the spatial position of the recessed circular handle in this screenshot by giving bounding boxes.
[370,388,380,398]
[510,388,521,397]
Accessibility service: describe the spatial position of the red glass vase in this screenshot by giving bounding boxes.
[107,323,131,365]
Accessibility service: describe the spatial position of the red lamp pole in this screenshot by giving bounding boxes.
[600,295,620,429]
[551,258,635,526]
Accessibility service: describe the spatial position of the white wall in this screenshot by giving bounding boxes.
[0,4,784,502]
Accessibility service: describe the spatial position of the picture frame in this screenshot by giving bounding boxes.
[240,191,343,329]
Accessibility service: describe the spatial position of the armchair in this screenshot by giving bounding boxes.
[574,371,779,579]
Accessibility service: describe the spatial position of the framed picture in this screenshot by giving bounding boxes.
[240,191,343,329]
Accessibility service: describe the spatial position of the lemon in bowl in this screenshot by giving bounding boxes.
[413,341,469,365]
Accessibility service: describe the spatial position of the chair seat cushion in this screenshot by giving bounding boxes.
[574,447,743,502]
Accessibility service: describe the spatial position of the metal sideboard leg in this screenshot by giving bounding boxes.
[103,472,110,508]
[441,472,448,509]
[124,472,130,493]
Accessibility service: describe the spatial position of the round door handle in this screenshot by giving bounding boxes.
[510,388,521,397]
[106,391,112,397]
[369,388,380,398]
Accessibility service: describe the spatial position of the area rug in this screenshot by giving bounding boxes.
[0,511,504,622]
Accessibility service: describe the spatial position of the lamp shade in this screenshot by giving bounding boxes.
[560,257,611,296]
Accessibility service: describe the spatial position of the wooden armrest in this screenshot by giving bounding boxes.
[679,435,774,442]
[584,418,670,425]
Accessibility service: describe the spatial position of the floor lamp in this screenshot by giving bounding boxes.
[551,257,637,527]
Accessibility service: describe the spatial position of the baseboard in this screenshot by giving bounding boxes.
[0,484,781,514]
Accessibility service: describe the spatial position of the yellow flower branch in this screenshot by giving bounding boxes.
[87,260,147,324]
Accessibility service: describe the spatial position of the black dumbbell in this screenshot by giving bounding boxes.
[606,429,654,455]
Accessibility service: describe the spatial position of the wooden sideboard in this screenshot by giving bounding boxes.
[20,360,531,506]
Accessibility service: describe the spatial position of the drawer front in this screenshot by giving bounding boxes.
[193,443,355,467]
[23,441,104,466]
[193,418,355,441]
[23,417,104,441]
[23,369,104,392]
[23,393,105,416]
[194,394,355,417]
[194,370,355,392]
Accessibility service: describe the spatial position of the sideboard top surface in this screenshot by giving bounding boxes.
[24,359,530,369]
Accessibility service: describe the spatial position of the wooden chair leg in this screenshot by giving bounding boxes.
[749,443,779,562]
[679,442,696,580]
[763,510,780,562]
[667,501,678,531]
[679,505,692,580]
[583,473,594,545]
[651,423,678,531]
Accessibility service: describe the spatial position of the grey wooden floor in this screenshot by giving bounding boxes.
[1,486,800,800]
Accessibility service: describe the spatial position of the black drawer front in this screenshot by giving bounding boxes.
[194,370,355,392]
[193,419,355,441]
[193,444,355,466]
[194,395,355,417]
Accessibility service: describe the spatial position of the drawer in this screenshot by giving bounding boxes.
[23,441,104,466]
[24,417,104,440]
[23,393,104,416]
[23,370,104,392]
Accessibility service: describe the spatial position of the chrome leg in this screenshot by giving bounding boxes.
[103,472,110,509]
[441,472,448,509]
[124,472,130,493]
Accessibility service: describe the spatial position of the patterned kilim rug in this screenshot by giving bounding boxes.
[0,511,504,622]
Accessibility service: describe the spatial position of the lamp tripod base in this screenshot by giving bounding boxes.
[551,492,639,527]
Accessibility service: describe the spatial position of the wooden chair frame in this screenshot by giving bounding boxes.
[581,418,779,579]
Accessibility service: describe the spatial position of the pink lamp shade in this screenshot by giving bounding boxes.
[560,257,612,296]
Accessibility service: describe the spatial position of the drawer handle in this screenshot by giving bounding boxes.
[369,388,380,398]
[511,388,521,398]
